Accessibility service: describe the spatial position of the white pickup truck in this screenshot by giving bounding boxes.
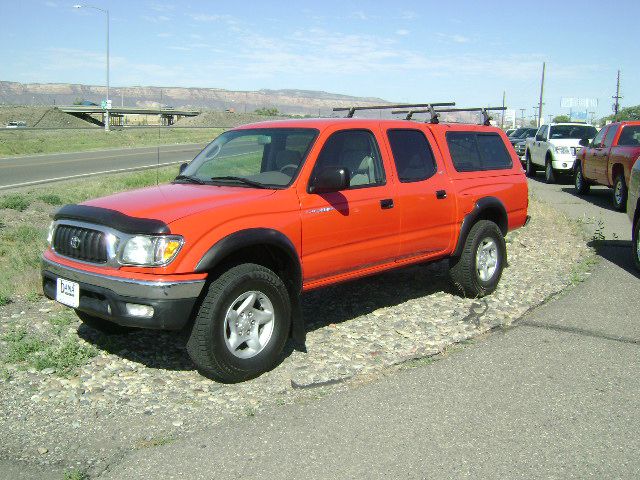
[524,123,598,183]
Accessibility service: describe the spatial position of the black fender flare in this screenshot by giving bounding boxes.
[452,197,508,258]
[194,228,306,348]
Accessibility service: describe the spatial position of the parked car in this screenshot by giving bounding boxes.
[514,140,528,161]
[626,157,640,270]
[42,116,529,382]
[6,120,26,128]
[507,127,537,147]
[524,123,598,183]
[575,121,640,211]
[505,128,517,137]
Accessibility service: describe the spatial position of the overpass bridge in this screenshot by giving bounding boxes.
[59,105,200,126]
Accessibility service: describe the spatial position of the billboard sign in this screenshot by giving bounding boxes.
[561,97,598,109]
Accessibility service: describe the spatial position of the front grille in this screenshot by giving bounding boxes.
[53,225,108,263]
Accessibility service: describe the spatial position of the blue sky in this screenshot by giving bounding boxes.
[1,0,638,120]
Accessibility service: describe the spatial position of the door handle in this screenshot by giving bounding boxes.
[380,198,394,209]
[436,190,447,199]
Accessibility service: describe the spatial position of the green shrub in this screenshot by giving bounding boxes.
[0,194,30,211]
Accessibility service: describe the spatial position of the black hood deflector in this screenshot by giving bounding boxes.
[53,204,170,235]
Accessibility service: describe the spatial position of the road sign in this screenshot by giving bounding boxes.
[570,110,588,122]
[101,100,112,109]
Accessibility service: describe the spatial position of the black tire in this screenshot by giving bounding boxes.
[612,174,628,212]
[544,158,556,184]
[525,151,536,178]
[574,163,590,195]
[449,220,506,298]
[186,263,291,383]
[633,218,640,272]
[75,311,135,335]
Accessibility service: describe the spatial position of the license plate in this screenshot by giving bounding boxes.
[56,278,80,308]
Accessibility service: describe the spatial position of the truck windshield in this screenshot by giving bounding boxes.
[549,125,597,140]
[178,128,319,188]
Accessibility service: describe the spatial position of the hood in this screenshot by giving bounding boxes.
[549,138,588,147]
[83,183,276,225]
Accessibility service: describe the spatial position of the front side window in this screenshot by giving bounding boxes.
[591,127,607,147]
[179,128,318,188]
[311,130,385,188]
[446,132,512,172]
[618,125,640,146]
[387,129,437,182]
[603,125,619,147]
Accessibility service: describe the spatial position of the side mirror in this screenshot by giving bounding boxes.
[578,138,590,147]
[309,167,350,194]
[178,162,188,174]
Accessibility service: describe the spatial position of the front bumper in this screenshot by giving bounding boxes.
[551,154,577,171]
[42,257,206,330]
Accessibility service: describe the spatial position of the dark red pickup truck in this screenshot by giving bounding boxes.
[574,121,640,211]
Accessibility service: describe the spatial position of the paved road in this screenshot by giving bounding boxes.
[101,177,640,479]
[0,144,205,189]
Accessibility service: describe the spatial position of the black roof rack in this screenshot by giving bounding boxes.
[333,102,455,118]
[392,106,507,125]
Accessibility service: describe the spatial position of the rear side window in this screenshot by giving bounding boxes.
[386,129,437,182]
[618,125,640,146]
[446,132,513,172]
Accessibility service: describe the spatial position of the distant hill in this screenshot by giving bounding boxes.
[0,81,388,116]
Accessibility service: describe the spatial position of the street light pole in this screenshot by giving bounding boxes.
[73,4,110,132]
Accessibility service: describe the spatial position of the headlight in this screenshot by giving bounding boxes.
[47,221,56,246]
[119,235,183,266]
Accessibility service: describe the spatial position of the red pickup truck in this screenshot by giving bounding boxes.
[42,114,529,382]
[574,121,640,211]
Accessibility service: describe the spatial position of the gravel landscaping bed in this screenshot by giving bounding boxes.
[0,197,593,477]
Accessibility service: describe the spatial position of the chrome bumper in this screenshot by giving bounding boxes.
[42,257,205,300]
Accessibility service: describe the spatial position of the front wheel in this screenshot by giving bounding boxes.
[525,152,536,178]
[612,174,628,211]
[449,220,506,298]
[574,163,590,195]
[186,263,291,383]
[544,159,556,184]
[633,218,640,272]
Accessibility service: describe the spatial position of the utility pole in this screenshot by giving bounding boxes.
[537,62,545,128]
[519,108,526,126]
[500,91,506,129]
[612,69,622,120]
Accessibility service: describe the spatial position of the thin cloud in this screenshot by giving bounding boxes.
[350,11,370,20]
[142,15,171,23]
[436,33,470,44]
[396,29,410,36]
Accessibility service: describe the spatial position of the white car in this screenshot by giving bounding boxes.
[5,121,26,128]
[524,123,597,183]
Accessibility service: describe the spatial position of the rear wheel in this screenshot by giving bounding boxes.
[186,263,291,383]
[612,174,627,211]
[574,163,590,195]
[449,220,506,298]
[75,311,135,335]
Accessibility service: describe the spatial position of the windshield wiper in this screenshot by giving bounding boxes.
[210,176,269,189]
[173,174,206,185]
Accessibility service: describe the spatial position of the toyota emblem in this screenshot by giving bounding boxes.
[70,235,81,249]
